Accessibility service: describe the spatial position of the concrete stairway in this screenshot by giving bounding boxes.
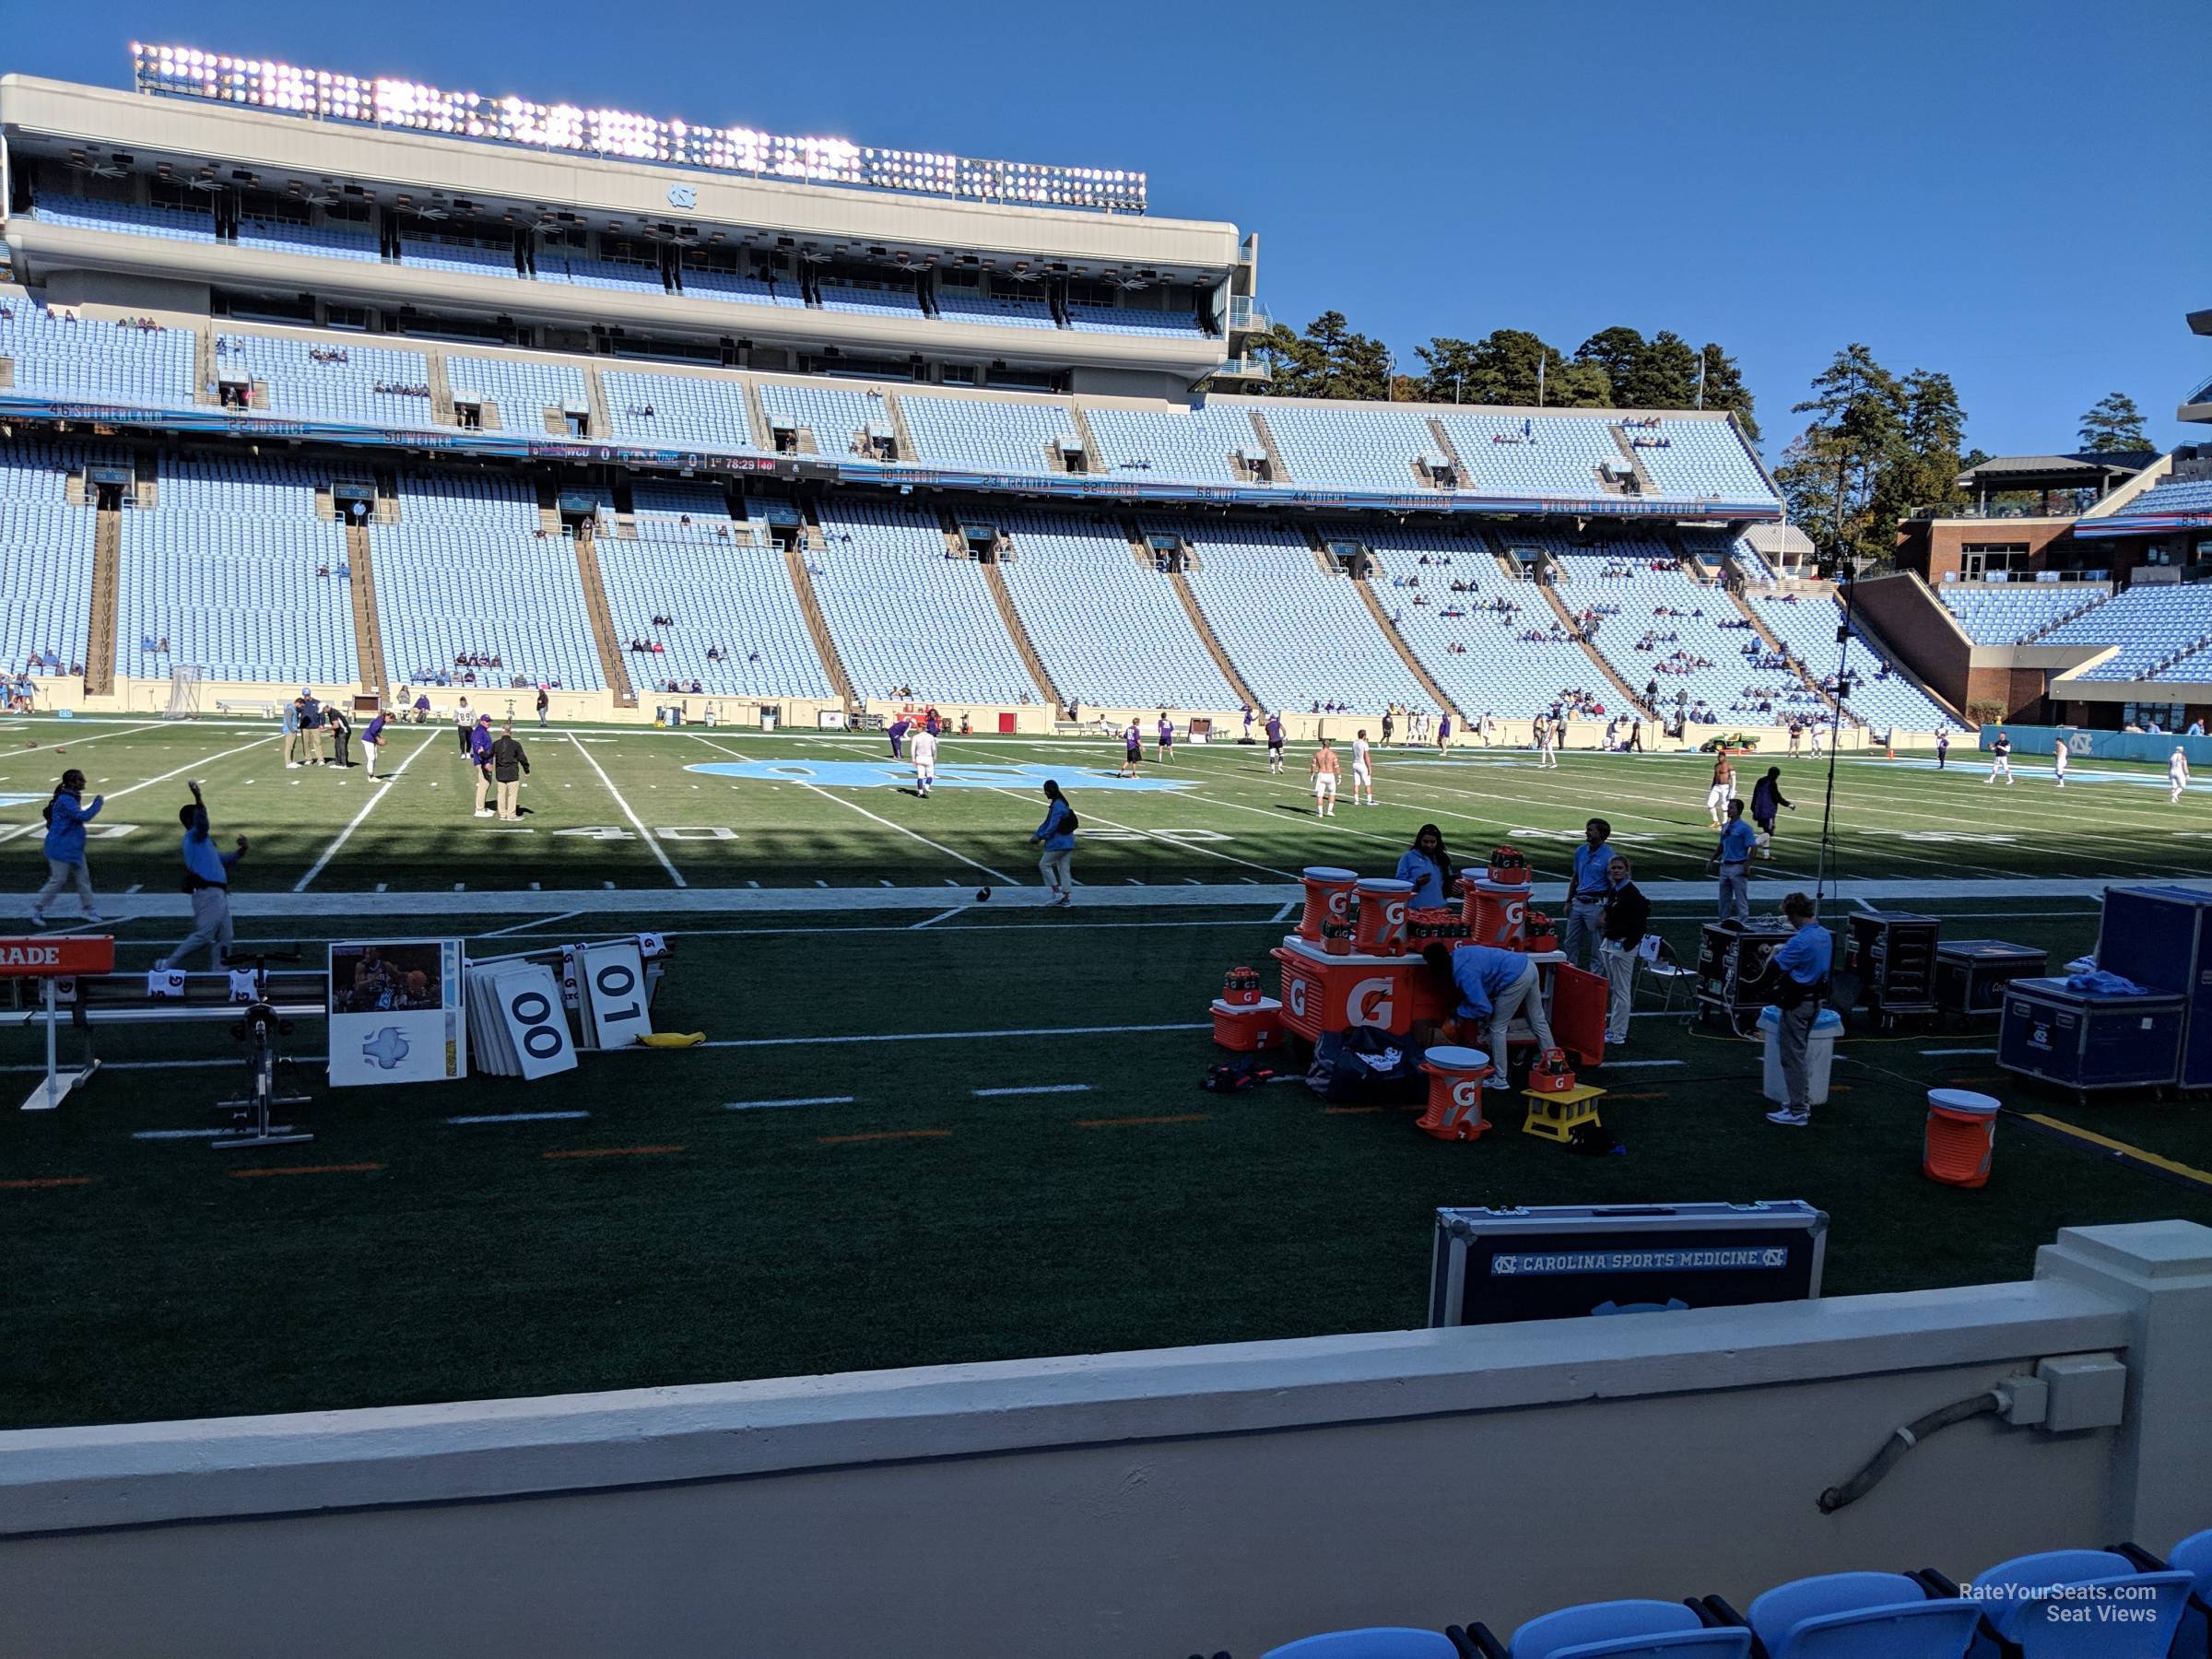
[85,503,121,696]
[1535,580,1652,718]
[570,523,637,708]
[781,542,855,708]
[346,524,387,697]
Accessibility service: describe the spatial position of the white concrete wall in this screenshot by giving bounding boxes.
[5,1222,2206,1659]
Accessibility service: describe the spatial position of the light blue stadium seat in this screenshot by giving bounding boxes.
[1493,1598,1752,1659]
[1260,1627,1457,1658]
[213,332,441,429]
[445,352,590,435]
[1964,1549,2191,1658]
[2169,1527,2212,1657]
[1065,300,1205,336]
[1755,593,1954,733]
[596,512,834,700]
[935,287,1058,329]
[1085,404,1259,484]
[758,381,903,463]
[994,510,1236,708]
[0,300,194,411]
[816,278,924,317]
[901,393,1081,476]
[236,217,380,263]
[1151,517,1414,712]
[33,193,215,242]
[398,233,517,276]
[811,498,1036,703]
[602,371,759,451]
[1742,1571,1979,1659]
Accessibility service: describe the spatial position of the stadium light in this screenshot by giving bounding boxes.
[129,44,1147,214]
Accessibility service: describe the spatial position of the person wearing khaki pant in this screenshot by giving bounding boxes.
[489,724,530,821]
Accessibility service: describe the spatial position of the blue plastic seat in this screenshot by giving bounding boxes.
[1507,1598,1751,1659]
[2168,1528,2212,1658]
[1965,1549,2192,1657]
[1261,1629,1457,1659]
[1744,1570,1978,1659]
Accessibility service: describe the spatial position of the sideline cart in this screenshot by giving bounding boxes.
[2,935,117,1112]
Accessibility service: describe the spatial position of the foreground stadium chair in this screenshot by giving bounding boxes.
[2169,1528,2212,1657]
[1928,1548,2191,1658]
[1454,1597,1752,1658]
[1260,1628,1458,1658]
[1702,1570,1980,1658]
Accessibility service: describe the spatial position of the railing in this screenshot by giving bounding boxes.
[1908,500,2096,521]
[2185,369,2212,406]
[1207,354,1273,382]
[1227,297,1274,335]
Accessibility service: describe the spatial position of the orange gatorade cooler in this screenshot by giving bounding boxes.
[1211,996,1284,1051]
[1924,1088,2000,1188]
[1354,877,1415,956]
[1417,1044,1494,1140]
[1299,866,1359,941]
[1222,965,1263,1007]
[1465,878,1530,951]
[1486,844,1531,887]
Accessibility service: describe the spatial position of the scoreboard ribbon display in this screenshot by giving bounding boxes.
[1429,1202,1827,1327]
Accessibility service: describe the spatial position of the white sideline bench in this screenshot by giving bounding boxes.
[214,700,281,719]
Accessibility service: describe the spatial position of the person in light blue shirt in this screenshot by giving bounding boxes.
[281,696,301,769]
[156,781,248,971]
[1561,817,1613,971]
[30,769,103,926]
[1766,892,1834,1127]
[1423,942,1557,1091]
[1709,798,1758,924]
[1394,824,1454,910]
[1030,780,1077,908]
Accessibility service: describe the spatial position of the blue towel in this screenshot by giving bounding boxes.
[2065,969,2150,996]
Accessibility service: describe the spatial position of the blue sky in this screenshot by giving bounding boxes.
[18,0,2207,460]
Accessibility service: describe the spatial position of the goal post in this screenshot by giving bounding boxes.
[164,665,204,720]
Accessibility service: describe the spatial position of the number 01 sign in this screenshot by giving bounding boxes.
[576,940,655,1049]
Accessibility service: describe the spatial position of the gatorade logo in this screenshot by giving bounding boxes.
[1504,900,1525,927]
[1383,898,1407,935]
[1325,889,1351,922]
[1450,1077,1485,1112]
[1287,976,1310,1019]
[1348,976,1396,1028]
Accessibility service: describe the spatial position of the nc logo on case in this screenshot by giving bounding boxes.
[362,1027,411,1070]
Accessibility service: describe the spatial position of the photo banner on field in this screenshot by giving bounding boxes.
[328,938,466,1088]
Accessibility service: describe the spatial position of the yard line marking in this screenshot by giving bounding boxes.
[1271,900,1298,923]
[1,1175,97,1189]
[1598,1059,1687,1069]
[724,1094,856,1112]
[542,1144,684,1159]
[293,732,438,892]
[4,720,164,753]
[447,1111,591,1125]
[991,786,1301,883]
[911,907,966,929]
[570,734,687,888]
[131,1127,228,1140]
[480,910,583,939]
[1920,1047,1996,1057]
[100,734,277,803]
[1075,1113,1208,1128]
[228,1163,382,1179]
[124,884,141,895]
[673,1022,1210,1052]
[818,1129,950,1145]
[974,1082,1094,1098]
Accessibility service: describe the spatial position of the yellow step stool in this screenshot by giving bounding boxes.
[1522,1082,1606,1143]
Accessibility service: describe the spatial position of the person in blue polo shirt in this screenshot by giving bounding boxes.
[1394,823,1454,909]
[156,780,247,971]
[1423,942,1557,1092]
[1766,892,1834,1127]
[1560,817,1613,971]
[1708,797,1757,925]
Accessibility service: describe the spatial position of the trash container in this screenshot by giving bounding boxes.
[759,705,779,732]
[1924,1088,2000,1188]
[1756,1005,1843,1106]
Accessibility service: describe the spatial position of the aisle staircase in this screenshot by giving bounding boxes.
[1535,580,1651,718]
[569,521,637,708]
[85,502,120,695]
[780,541,855,708]
[345,524,387,697]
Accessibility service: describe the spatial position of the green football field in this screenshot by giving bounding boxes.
[3,715,2210,1431]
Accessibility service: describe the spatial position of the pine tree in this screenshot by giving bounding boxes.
[2077,392,2150,453]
